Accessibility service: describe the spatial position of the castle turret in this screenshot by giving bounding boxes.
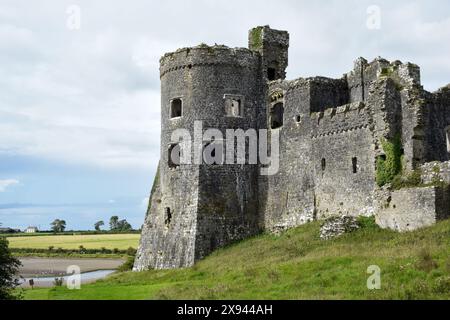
[249,26,289,81]
[134,43,265,270]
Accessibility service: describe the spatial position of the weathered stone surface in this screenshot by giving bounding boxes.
[420,161,450,184]
[134,26,450,271]
[319,216,360,240]
[375,186,450,232]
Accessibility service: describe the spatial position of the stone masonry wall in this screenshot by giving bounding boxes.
[375,186,450,232]
[421,161,450,185]
[260,80,315,233]
[311,103,376,218]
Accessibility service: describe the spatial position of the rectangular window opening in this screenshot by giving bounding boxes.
[164,207,172,227]
[170,98,183,118]
[270,103,284,129]
[352,157,358,173]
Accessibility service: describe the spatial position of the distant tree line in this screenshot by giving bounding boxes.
[2,216,135,236]
[108,216,132,231]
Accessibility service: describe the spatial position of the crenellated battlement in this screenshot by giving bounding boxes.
[160,45,260,78]
[310,101,366,120]
[310,102,371,138]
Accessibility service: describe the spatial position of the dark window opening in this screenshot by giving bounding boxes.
[164,207,172,227]
[352,157,358,173]
[170,99,182,118]
[225,98,242,117]
[295,115,301,123]
[270,103,284,129]
[168,143,181,168]
[267,68,276,81]
[321,158,326,171]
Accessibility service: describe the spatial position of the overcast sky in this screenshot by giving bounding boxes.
[0,0,449,230]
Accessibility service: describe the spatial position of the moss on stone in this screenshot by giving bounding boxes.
[249,27,263,50]
[379,67,404,91]
[380,67,393,77]
[376,135,403,187]
[432,164,441,174]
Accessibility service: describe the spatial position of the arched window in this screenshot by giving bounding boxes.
[270,102,284,129]
[170,98,182,118]
[321,158,326,171]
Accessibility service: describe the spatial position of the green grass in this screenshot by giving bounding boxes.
[22,220,450,300]
[8,234,140,250]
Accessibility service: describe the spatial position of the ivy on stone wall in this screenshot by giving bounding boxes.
[376,135,403,187]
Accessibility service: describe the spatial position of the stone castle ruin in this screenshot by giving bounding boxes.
[133,26,450,270]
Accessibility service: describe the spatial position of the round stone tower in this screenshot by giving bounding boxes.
[134,26,290,270]
[135,45,263,269]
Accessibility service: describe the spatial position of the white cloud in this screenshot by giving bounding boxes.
[0,179,19,192]
[0,0,449,172]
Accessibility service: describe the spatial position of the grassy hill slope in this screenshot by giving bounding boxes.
[24,219,450,300]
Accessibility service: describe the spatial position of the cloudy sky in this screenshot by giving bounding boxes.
[0,0,449,230]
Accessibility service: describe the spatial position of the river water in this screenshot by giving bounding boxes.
[18,269,116,288]
[17,257,124,288]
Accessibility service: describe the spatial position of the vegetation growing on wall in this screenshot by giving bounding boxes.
[391,169,422,190]
[376,135,403,187]
[249,27,263,49]
[379,67,404,91]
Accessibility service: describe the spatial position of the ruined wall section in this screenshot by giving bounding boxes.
[421,161,450,185]
[346,57,391,103]
[375,186,450,232]
[259,79,315,232]
[400,86,426,170]
[249,26,289,81]
[310,101,375,217]
[365,77,402,163]
[348,59,423,170]
[422,85,450,163]
[309,77,349,112]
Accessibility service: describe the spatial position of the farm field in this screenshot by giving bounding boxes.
[21,219,450,300]
[7,234,141,250]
